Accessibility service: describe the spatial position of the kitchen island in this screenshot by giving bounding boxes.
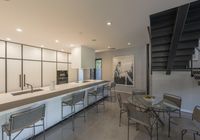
[0,80,109,140]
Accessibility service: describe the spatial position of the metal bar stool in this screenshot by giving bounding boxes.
[104,81,116,102]
[2,104,46,140]
[88,86,106,113]
[61,91,86,131]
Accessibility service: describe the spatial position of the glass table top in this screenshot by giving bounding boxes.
[127,95,178,112]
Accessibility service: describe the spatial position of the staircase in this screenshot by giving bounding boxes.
[150,0,200,74]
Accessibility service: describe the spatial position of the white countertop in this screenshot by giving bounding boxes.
[0,80,108,112]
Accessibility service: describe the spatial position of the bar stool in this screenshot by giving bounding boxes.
[88,86,105,113]
[61,91,86,131]
[105,81,116,102]
[2,104,46,140]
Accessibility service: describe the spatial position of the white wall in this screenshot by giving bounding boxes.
[96,46,146,93]
[152,71,200,112]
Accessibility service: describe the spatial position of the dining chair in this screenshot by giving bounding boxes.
[163,93,182,117]
[127,103,159,140]
[2,104,46,140]
[172,105,200,140]
[116,93,128,127]
[104,81,116,102]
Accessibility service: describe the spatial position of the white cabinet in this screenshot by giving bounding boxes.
[23,46,41,60]
[43,62,56,86]
[7,43,21,59]
[0,59,5,93]
[0,41,5,58]
[68,65,77,82]
[7,60,22,92]
[57,52,68,62]
[57,63,68,71]
[23,61,41,88]
[43,49,56,62]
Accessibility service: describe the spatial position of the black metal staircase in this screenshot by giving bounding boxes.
[150,0,200,74]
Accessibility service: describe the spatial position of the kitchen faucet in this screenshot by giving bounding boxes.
[25,83,33,93]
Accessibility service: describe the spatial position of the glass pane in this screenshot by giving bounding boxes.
[7,43,21,59]
[23,45,41,60]
[0,41,5,57]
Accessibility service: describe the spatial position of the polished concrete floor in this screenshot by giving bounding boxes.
[34,94,198,140]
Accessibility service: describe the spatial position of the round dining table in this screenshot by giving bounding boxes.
[127,95,179,137]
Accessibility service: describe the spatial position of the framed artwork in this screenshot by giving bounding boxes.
[113,55,134,86]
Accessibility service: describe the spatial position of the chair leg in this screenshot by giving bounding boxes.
[179,110,181,118]
[95,95,99,113]
[181,130,187,140]
[119,110,122,127]
[61,104,63,120]
[2,127,4,140]
[72,105,75,131]
[193,133,196,140]
[156,121,159,140]
[43,119,45,140]
[83,102,86,122]
[127,118,129,140]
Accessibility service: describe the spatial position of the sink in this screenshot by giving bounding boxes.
[11,89,43,96]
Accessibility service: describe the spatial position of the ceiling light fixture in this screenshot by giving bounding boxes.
[16,28,23,32]
[6,38,11,41]
[55,40,59,43]
[107,22,112,26]
[40,45,44,47]
[128,42,132,46]
[108,45,111,48]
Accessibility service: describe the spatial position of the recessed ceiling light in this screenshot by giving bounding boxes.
[61,49,65,51]
[108,45,111,48]
[128,42,132,46]
[6,38,11,41]
[16,28,23,32]
[70,44,75,47]
[40,45,44,47]
[107,22,112,26]
[55,39,60,43]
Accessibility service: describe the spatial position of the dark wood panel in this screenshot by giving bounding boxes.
[152,36,171,46]
[151,27,173,38]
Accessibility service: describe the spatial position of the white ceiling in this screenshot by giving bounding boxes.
[0,0,195,52]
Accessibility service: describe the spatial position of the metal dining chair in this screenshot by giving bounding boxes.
[172,105,200,140]
[88,86,105,113]
[104,81,116,102]
[127,103,159,140]
[163,93,182,117]
[116,93,128,127]
[61,91,86,131]
[2,104,46,140]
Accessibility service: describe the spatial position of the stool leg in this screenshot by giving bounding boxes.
[43,119,45,140]
[96,95,98,113]
[83,102,86,122]
[2,127,3,140]
[72,105,75,131]
[61,103,63,120]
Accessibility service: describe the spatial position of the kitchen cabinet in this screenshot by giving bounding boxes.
[57,63,68,71]
[23,61,41,88]
[7,43,21,59]
[23,45,41,60]
[0,59,5,93]
[7,60,22,92]
[43,49,56,62]
[43,62,56,86]
[0,41,5,58]
[57,52,68,62]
